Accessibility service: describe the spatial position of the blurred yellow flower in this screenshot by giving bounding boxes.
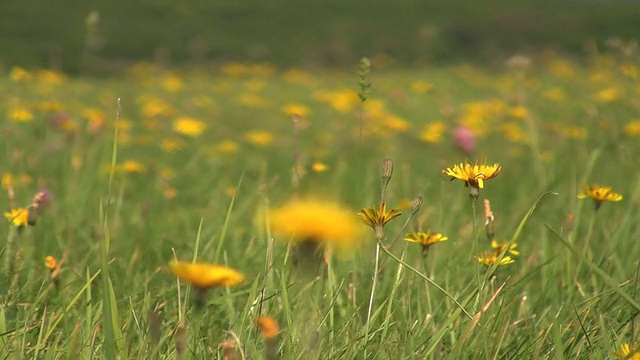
[10,66,33,81]
[239,94,268,108]
[173,117,206,137]
[419,121,446,143]
[162,74,184,92]
[443,162,501,192]
[491,240,519,256]
[613,343,640,359]
[161,138,185,152]
[36,70,65,84]
[271,198,362,252]
[4,208,30,227]
[256,316,279,340]
[578,184,622,210]
[244,131,273,146]
[122,161,146,173]
[9,107,34,122]
[44,256,58,270]
[314,89,359,113]
[169,260,245,289]
[36,101,64,113]
[405,230,448,255]
[282,104,310,117]
[476,251,515,267]
[282,68,316,85]
[222,63,249,76]
[214,140,239,154]
[623,121,640,137]
[509,106,528,119]
[543,88,566,102]
[595,87,621,103]
[311,162,328,172]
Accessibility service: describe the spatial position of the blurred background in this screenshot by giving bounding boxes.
[1,0,639,74]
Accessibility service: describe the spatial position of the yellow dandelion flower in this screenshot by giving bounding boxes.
[476,251,515,267]
[222,63,249,76]
[10,66,33,81]
[169,260,244,289]
[239,94,268,108]
[595,87,621,103]
[173,117,206,137]
[509,106,528,119]
[162,74,183,92]
[122,161,146,174]
[405,230,448,256]
[613,343,640,359]
[4,208,30,227]
[282,104,310,117]
[311,162,328,172]
[36,70,65,84]
[623,121,640,137]
[358,203,401,238]
[405,230,448,247]
[578,184,622,210]
[44,256,58,270]
[271,198,362,252]
[543,88,566,102]
[1,173,12,189]
[244,131,273,146]
[490,240,519,256]
[282,68,316,85]
[214,140,239,154]
[419,121,447,143]
[256,316,279,340]
[443,162,501,197]
[9,107,34,123]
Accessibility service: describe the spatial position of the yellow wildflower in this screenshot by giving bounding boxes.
[282,104,310,117]
[44,256,58,270]
[405,230,448,256]
[311,162,328,173]
[476,251,515,267]
[162,74,183,92]
[419,121,446,143]
[122,161,146,174]
[244,131,273,146]
[443,162,502,197]
[256,316,280,340]
[10,66,33,81]
[270,198,362,253]
[613,343,640,359]
[9,107,33,122]
[358,203,401,239]
[491,240,519,256]
[578,184,622,210]
[169,261,244,289]
[173,117,206,137]
[411,80,433,93]
[4,208,30,227]
[623,121,640,137]
[595,87,621,103]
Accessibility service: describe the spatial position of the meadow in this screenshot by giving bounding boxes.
[1,48,640,359]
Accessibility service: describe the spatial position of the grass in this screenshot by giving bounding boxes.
[1,49,640,359]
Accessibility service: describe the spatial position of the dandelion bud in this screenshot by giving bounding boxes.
[410,196,423,216]
[44,256,57,271]
[381,158,394,184]
[484,199,495,240]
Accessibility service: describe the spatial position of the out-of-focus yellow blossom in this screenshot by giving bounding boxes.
[114,119,132,131]
[509,106,528,119]
[314,89,360,113]
[10,66,33,81]
[36,70,65,84]
[256,316,280,340]
[411,80,433,93]
[222,63,249,76]
[282,104,310,117]
[244,131,273,146]
[83,108,107,133]
[169,261,245,289]
[4,208,30,227]
[543,88,566,102]
[244,79,266,92]
[44,256,58,270]
[271,198,363,253]
[214,140,239,154]
[162,74,184,92]
[595,87,621,103]
[419,121,446,143]
[311,162,328,172]
[381,115,411,133]
[161,138,184,152]
[122,161,146,174]
[500,123,529,143]
[282,68,316,85]
[173,117,206,137]
[548,59,575,79]
[624,121,640,137]
[620,64,638,79]
[9,107,34,122]
[141,97,174,118]
[1,174,12,189]
[458,100,506,136]
[36,101,64,113]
